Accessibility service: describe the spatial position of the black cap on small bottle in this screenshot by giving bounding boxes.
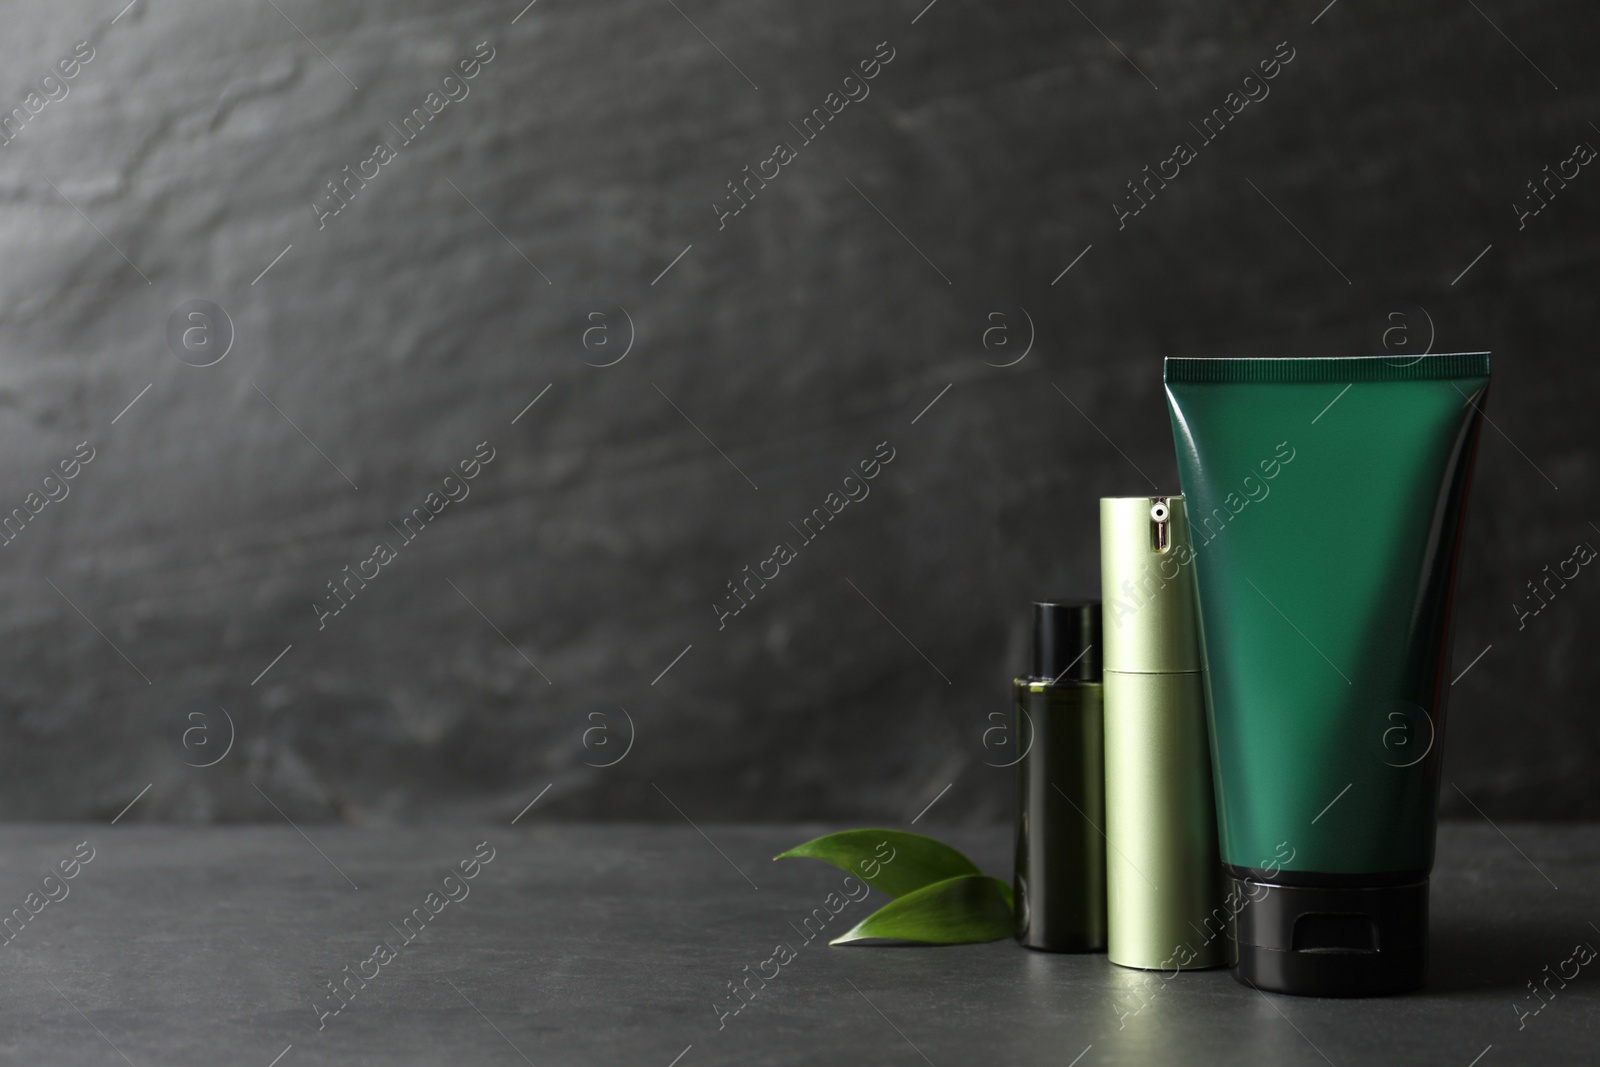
[1231,878,1429,996]
[1031,601,1101,682]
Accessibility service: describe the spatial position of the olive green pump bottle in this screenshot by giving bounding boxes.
[1100,496,1226,971]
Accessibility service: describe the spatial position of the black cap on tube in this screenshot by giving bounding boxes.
[1231,878,1429,996]
[1031,601,1101,682]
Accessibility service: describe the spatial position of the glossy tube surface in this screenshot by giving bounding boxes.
[1164,353,1489,995]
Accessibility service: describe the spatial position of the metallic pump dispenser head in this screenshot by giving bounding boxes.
[1100,496,1226,971]
[1101,496,1204,675]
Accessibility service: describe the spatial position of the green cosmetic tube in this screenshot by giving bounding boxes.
[1164,353,1491,997]
[1100,496,1227,971]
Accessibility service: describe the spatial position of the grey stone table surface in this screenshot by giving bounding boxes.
[1,821,1597,1066]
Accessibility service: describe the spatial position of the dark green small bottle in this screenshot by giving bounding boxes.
[1014,601,1106,952]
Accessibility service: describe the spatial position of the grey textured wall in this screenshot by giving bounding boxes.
[0,0,1594,824]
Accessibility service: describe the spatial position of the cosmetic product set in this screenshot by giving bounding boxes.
[1013,352,1491,998]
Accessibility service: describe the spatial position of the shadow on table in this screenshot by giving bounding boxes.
[1428,919,1588,994]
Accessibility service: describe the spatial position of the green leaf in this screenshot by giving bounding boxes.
[773,829,980,899]
[830,875,1015,946]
